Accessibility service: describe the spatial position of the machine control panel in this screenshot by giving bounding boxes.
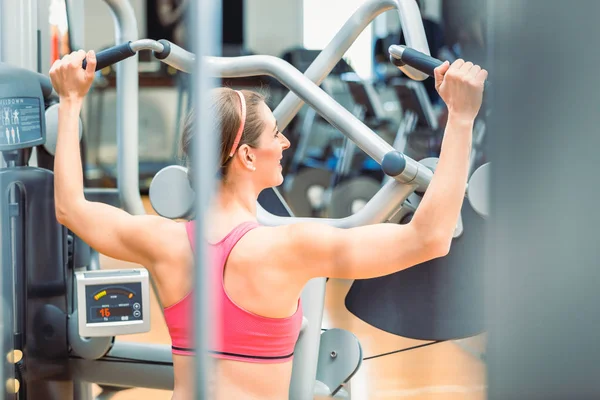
[76,269,151,337]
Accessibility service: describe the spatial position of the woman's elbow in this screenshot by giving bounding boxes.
[54,198,84,228]
[422,231,452,260]
[432,238,452,258]
[55,204,72,227]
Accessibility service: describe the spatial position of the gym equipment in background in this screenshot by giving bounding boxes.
[323,72,396,219]
[280,50,360,218]
[324,72,428,219]
[282,71,394,219]
[83,50,185,193]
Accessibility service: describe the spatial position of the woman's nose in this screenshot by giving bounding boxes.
[281,133,290,149]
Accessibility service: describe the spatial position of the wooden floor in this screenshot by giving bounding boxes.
[93,198,487,400]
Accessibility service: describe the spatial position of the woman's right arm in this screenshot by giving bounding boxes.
[272,59,487,281]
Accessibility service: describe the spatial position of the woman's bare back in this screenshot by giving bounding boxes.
[157,219,304,399]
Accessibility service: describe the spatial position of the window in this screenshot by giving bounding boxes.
[303,0,373,79]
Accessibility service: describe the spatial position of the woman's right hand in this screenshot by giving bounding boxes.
[49,50,97,102]
[434,59,487,122]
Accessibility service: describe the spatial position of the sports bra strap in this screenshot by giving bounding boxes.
[185,220,260,252]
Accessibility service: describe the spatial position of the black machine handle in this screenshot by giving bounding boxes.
[389,45,490,88]
[82,42,136,71]
[397,47,442,77]
[389,45,442,77]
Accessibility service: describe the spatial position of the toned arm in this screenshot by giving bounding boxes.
[51,51,182,270]
[271,221,446,281]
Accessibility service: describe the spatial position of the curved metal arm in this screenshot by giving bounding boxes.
[130,39,165,53]
[103,0,145,215]
[259,180,418,228]
[83,38,196,74]
[273,0,430,131]
[70,342,174,390]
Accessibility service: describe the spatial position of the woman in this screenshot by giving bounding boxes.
[49,49,487,400]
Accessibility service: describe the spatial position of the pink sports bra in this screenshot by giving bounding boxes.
[163,220,303,363]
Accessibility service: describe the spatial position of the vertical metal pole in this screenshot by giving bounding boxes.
[0,2,4,398]
[66,0,85,50]
[0,0,2,60]
[103,0,145,215]
[289,279,326,400]
[37,0,50,75]
[192,0,221,398]
[72,382,94,400]
[0,0,38,69]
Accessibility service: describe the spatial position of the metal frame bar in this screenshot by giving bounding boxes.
[37,0,50,74]
[191,0,221,397]
[103,0,145,215]
[66,0,85,50]
[273,0,430,131]
[70,357,174,391]
[0,0,38,69]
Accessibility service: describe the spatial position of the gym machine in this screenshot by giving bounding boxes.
[283,71,395,219]
[342,45,491,348]
[0,0,490,399]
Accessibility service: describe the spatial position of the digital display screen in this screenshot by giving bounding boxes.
[94,306,132,318]
[0,97,42,147]
[85,282,143,324]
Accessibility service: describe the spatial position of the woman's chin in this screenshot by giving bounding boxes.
[274,174,284,187]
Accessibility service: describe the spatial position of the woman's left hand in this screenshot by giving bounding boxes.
[49,50,97,101]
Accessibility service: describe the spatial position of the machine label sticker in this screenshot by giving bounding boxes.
[0,97,41,145]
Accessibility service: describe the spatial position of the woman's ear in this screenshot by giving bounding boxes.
[237,144,256,171]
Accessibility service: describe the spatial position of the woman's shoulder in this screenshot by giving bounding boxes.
[156,220,195,306]
[233,222,320,256]
[151,218,194,260]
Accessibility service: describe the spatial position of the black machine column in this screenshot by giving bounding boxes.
[0,63,73,399]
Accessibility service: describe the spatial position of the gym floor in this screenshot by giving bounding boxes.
[93,198,487,400]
